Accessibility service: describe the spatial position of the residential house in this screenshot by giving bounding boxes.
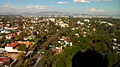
[18,41,32,47]
[84,19,90,22]
[113,43,120,50]
[0,57,12,64]
[5,43,19,52]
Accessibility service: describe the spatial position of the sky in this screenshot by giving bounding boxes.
[0,0,120,16]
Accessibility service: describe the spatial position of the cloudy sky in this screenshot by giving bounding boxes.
[0,0,120,16]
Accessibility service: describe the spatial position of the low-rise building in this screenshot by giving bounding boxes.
[5,43,19,52]
[0,56,12,64]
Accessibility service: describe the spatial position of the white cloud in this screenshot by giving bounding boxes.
[73,0,112,3]
[74,0,90,3]
[1,3,46,10]
[57,1,69,4]
[90,8,104,12]
[0,3,47,13]
[26,5,46,9]
[2,3,15,8]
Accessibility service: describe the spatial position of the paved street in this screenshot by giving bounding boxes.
[33,56,43,67]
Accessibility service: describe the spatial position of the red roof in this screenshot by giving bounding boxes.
[15,47,19,49]
[26,42,32,47]
[0,57,11,63]
[2,43,5,46]
[6,43,19,47]
[0,57,10,60]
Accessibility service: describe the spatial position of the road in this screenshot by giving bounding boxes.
[33,56,43,67]
[32,32,61,67]
[13,31,61,67]
[40,32,61,49]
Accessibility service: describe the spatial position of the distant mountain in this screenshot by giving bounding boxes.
[0,11,72,16]
[21,11,71,16]
[0,11,117,16]
[0,12,20,15]
[21,11,93,16]
[21,12,33,15]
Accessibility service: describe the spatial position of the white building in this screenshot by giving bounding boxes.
[84,19,90,22]
[5,43,19,52]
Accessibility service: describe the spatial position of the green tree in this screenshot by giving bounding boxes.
[18,44,27,51]
[56,58,66,67]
